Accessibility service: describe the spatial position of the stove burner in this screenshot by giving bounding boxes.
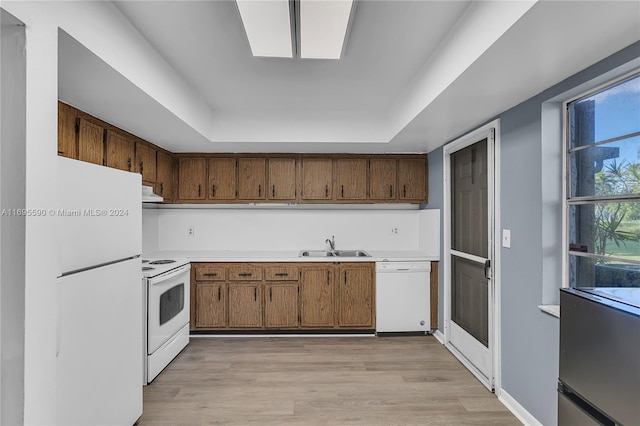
[142,260,150,264]
[142,267,155,271]
[149,260,176,265]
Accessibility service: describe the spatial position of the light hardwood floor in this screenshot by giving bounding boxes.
[137,336,519,425]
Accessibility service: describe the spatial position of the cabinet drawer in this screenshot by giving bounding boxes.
[264,266,299,281]
[195,266,226,281]
[228,265,263,281]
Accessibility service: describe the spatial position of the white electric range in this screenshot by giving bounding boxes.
[141,257,191,384]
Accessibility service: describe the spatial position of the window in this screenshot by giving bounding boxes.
[565,72,640,288]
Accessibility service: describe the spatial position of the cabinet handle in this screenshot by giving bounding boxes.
[403,185,407,198]
[239,273,252,277]
[272,185,275,197]
[275,273,288,277]
[140,161,143,175]
[327,271,330,285]
[325,184,328,197]
[344,273,347,284]
[390,185,393,197]
[127,158,131,171]
[258,184,261,197]
[58,150,64,155]
[160,182,164,195]
[269,287,272,302]
[212,184,216,197]
[254,288,257,301]
[204,273,218,277]
[218,287,221,301]
[341,185,344,198]
[198,185,201,197]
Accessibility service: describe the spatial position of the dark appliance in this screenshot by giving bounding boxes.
[558,287,640,425]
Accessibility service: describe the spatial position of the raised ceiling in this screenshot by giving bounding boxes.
[58,1,640,153]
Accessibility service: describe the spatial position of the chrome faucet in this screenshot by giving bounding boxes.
[325,235,336,253]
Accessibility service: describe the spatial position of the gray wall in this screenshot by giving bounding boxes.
[1,9,26,425]
[426,41,640,425]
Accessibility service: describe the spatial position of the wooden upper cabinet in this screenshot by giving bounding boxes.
[301,158,333,201]
[398,158,427,202]
[238,158,265,200]
[135,143,156,184]
[369,158,397,201]
[178,157,206,200]
[208,157,237,201]
[337,263,374,328]
[267,158,296,201]
[155,151,174,201]
[106,130,134,172]
[77,118,105,166]
[335,158,367,201]
[58,102,78,159]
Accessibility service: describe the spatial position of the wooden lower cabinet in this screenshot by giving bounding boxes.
[337,264,374,327]
[264,283,299,328]
[195,282,227,328]
[191,262,375,331]
[299,265,334,328]
[228,283,262,328]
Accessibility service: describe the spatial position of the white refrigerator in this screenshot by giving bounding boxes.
[56,157,143,425]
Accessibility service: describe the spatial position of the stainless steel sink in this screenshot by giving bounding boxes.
[334,250,370,257]
[299,250,335,257]
[299,250,370,258]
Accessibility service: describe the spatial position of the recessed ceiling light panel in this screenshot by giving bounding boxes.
[236,0,293,58]
[300,0,354,59]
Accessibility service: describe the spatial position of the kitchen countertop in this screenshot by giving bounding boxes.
[143,250,438,263]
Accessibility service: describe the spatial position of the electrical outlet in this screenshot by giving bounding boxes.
[187,226,195,237]
[391,227,399,236]
[502,229,511,248]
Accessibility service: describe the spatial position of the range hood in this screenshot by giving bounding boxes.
[142,185,163,203]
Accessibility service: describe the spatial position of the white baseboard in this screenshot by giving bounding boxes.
[498,389,543,426]
[432,329,444,344]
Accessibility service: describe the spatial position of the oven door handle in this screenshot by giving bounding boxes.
[149,264,191,285]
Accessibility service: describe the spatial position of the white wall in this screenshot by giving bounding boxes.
[144,207,430,252]
[0,3,60,424]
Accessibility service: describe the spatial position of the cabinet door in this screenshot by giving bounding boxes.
[267,158,296,201]
[300,266,334,327]
[398,158,427,202]
[264,283,299,328]
[155,151,174,201]
[195,282,227,328]
[369,158,397,201]
[301,158,333,200]
[238,158,266,200]
[135,143,157,184]
[335,158,367,201]
[106,130,134,172]
[208,157,237,201]
[228,283,262,328]
[77,118,105,166]
[178,158,206,200]
[58,102,77,159]
[337,263,374,328]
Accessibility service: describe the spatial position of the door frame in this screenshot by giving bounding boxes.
[443,119,501,393]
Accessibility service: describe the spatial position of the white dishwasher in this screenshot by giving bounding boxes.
[376,261,431,333]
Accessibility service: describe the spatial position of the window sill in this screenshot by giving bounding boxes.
[538,304,560,318]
